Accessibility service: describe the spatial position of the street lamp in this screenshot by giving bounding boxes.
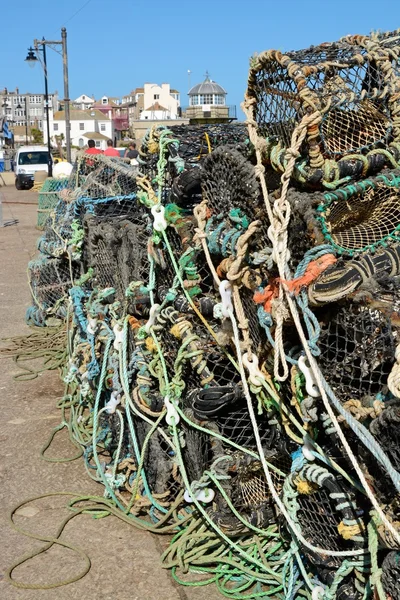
[25,27,71,170]
[16,98,29,145]
[25,40,52,176]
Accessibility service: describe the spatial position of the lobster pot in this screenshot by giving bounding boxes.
[74,153,138,199]
[246,30,400,188]
[169,123,249,163]
[83,214,150,308]
[317,170,400,255]
[37,177,69,229]
[28,256,78,312]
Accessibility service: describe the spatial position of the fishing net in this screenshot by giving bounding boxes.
[26,256,79,325]
[37,177,70,229]
[381,551,400,599]
[246,30,400,188]
[317,301,395,402]
[73,152,138,199]
[169,123,249,164]
[317,170,400,255]
[17,28,400,600]
[283,463,367,599]
[83,214,151,309]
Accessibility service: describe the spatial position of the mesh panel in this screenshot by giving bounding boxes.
[318,303,395,401]
[169,124,249,163]
[382,551,400,600]
[28,257,78,310]
[250,41,393,158]
[83,215,150,308]
[318,172,400,253]
[321,99,390,156]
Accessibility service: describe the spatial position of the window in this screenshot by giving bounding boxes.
[79,138,84,147]
[54,123,59,131]
[102,98,107,105]
[154,94,159,100]
[29,96,35,103]
[215,94,224,105]
[95,141,101,148]
[100,124,105,131]
[18,151,50,165]
[201,94,213,104]
[79,122,84,130]
[190,95,199,106]
[13,98,17,105]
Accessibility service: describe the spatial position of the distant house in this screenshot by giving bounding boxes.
[0,86,59,133]
[92,96,129,140]
[72,94,95,110]
[141,101,171,121]
[46,108,113,151]
[140,83,180,120]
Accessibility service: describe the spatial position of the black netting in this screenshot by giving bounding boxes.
[28,257,79,310]
[382,551,400,600]
[318,303,395,401]
[83,214,150,310]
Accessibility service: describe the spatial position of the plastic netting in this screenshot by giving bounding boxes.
[37,177,70,229]
[317,170,400,255]
[318,302,395,401]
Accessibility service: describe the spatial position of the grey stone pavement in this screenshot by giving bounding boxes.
[0,186,220,600]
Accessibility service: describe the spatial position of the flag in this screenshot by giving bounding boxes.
[2,120,12,139]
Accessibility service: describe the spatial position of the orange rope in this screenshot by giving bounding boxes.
[282,253,336,295]
[253,254,336,312]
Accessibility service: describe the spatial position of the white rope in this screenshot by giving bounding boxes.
[245,101,400,547]
[227,307,369,558]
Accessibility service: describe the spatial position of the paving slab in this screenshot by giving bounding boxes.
[0,187,221,600]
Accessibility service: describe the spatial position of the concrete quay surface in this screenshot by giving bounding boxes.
[0,186,221,600]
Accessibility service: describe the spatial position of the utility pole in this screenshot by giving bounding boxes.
[61,28,71,163]
[25,97,28,144]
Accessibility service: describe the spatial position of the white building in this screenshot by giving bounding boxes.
[72,94,95,110]
[45,108,114,151]
[140,83,180,120]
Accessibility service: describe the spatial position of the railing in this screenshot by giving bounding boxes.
[179,105,237,119]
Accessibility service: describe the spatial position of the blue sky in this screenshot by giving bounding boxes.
[2,0,400,119]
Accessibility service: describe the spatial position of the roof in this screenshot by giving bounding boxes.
[53,109,108,121]
[170,89,179,93]
[82,132,109,140]
[188,77,226,96]
[144,102,168,112]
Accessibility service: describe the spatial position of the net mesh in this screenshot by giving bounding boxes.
[318,171,400,253]
[246,32,400,187]
[19,41,400,596]
[318,302,395,402]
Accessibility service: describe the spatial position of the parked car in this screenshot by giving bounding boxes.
[14,145,52,190]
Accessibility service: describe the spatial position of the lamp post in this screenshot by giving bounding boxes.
[25,27,71,168]
[16,97,29,144]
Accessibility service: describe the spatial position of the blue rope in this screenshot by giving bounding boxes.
[257,306,299,365]
[318,366,400,492]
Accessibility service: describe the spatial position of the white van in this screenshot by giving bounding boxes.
[14,145,52,190]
